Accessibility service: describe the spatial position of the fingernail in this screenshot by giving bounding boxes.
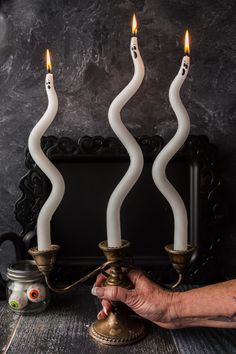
[97,311,103,320]
[103,306,108,316]
[91,287,105,297]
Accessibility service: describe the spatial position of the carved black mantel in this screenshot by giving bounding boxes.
[0,135,227,293]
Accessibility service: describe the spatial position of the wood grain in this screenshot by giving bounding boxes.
[0,301,20,354]
[171,327,236,354]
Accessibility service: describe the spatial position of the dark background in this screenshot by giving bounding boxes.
[0,0,235,273]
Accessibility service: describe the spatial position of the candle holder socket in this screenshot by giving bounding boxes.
[28,245,60,276]
[165,243,195,288]
[89,240,146,346]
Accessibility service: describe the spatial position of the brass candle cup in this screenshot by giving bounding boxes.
[28,245,60,276]
[89,240,146,346]
[165,243,195,288]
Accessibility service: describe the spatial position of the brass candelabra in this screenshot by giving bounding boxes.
[29,240,194,346]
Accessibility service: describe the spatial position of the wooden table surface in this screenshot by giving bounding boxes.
[0,285,236,354]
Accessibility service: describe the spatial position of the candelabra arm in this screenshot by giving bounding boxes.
[43,261,114,294]
[28,245,119,294]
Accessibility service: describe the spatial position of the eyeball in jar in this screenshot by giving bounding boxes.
[27,283,46,303]
[8,282,28,310]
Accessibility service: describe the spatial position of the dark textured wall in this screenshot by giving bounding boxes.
[0,0,236,266]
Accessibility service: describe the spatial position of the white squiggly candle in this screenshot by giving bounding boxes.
[28,50,65,251]
[152,30,191,251]
[106,14,145,248]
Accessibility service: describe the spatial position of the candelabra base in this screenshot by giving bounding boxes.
[89,240,146,346]
[90,309,146,346]
[165,243,195,288]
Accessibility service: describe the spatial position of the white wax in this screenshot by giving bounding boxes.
[152,55,190,251]
[106,37,145,248]
[28,73,65,251]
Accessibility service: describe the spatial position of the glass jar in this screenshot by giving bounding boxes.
[6,260,50,314]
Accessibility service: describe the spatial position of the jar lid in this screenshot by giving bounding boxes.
[7,260,44,282]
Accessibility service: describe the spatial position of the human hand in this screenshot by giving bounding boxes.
[91,269,176,328]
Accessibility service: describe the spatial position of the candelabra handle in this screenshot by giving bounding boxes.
[100,261,132,278]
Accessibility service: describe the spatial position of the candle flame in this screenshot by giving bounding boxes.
[46,49,52,73]
[184,30,190,55]
[132,13,137,36]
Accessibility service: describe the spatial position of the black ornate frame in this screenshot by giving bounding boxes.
[0,134,227,295]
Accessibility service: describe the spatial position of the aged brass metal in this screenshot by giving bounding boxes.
[28,245,114,293]
[165,243,195,288]
[89,240,146,346]
[28,245,60,276]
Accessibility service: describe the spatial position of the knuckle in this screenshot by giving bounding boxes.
[106,286,127,303]
[110,286,119,300]
[126,289,138,307]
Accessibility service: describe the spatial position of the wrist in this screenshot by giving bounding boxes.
[169,291,184,321]
[158,291,187,329]
[154,289,183,325]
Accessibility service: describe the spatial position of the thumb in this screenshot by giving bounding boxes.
[91,285,129,304]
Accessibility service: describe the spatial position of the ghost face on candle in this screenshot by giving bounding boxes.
[171,55,190,93]
[130,22,143,75]
[177,56,190,82]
